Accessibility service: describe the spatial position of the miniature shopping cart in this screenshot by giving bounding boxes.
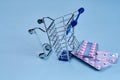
[28,8,84,61]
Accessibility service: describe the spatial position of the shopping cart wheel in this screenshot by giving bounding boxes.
[43,43,52,51]
[37,19,44,24]
[39,53,46,59]
[28,29,35,34]
[38,43,52,59]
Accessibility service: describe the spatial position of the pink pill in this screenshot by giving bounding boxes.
[103,61,108,65]
[103,52,108,56]
[89,53,94,57]
[80,48,85,52]
[84,40,88,44]
[83,42,88,46]
[79,55,83,59]
[97,58,101,62]
[91,47,96,50]
[83,43,87,47]
[89,51,94,54]
[81,47,85,51]
[80,49,85,53]
[92,44,96,48]
[110,58,115,63]
[91,47,95,50]
[96,51,100,55]
[84,58,89,62]
[103,58,107,62]
[82,45,86,49]
[92,46,96,49]
[80,51,84,55]
[96,65,101,70]
[90,61,95,66]
[90,49,95,53]
[89,52,94,54]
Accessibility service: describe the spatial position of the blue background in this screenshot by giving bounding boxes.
[0,0,120,80]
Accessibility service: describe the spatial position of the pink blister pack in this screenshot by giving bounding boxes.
[72,40,119,70]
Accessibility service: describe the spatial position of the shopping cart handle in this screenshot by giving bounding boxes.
[75,7,84,23]
[78,7,84,14]
[28,27,45,35]
[66,7,84,35]
[71,7,84,27]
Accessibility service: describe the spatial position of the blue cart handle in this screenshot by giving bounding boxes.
[71,7,84,27]
[75,7,84,21]
[66,7,84,35]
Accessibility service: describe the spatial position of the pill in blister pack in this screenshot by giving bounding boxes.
[96,51,119,64]
[72,40,119,70]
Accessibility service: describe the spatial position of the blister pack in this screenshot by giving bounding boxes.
[72,40,119,70]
